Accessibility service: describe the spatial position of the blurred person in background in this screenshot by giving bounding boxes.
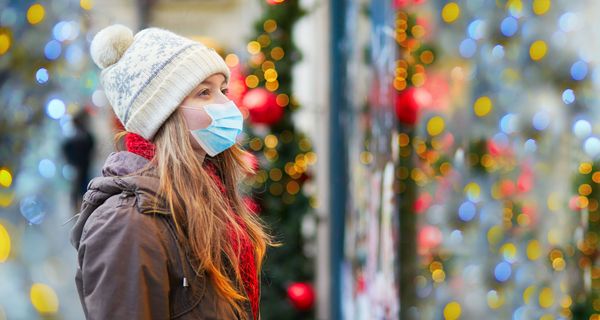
[61,109,95,212]
[69,24,275,320]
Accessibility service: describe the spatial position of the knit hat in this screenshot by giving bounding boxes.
[90,24,231,140]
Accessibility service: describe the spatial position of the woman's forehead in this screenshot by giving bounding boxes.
[200,73,227,86]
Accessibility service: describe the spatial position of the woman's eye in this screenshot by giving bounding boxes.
[197,89,210,97]
[221,88,229,95]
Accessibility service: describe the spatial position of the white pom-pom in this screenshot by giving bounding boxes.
[90,24,134,69]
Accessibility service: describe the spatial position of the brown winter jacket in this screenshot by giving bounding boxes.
[69,151,255,319]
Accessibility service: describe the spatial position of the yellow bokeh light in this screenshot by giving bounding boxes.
[264,69,278,82]
[225,53,239,67]
[592,172,600,184]
[0,32,10,55]
[360,151,373,165]
[257,34,271,47]
[507,0,523,14]
[0,169,12,188]
[527,240,542,260]
[432,269,445,282]
[420,50,435,64]
[560,295,572,308]
[464,182,481,200]
[305,152,318,165]
[552,257,566,271]
[443,301,462,320]
[265,80,279,92]
[540,314,554,320]
[271,47,285,61]
[247,41,261,55]
[487,225,503,245]
[441,3,460,23]
[265,134,278,149]
[580,162,593,174]
[30,283,59,314]
[269,168,282,181]
[245,75,259,88]
[80,0,94,10]
[411,25,425,38]
[276,94,290,107]
[0,222,10,262]
[533,0,551,15]
[264,19,277,33]
[27,4,45,25]
[530,40,547,61]
[539,287,554,308]
[501,243,517,261]
[0,191,14,207]
[487,290,504,309]
[412,73,426,87]
[427,116,445,136]
[523,286,535,304]
[579,184,592,196]
[286,180,300,195]
[474,96,493,117]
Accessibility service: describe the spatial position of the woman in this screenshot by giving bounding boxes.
[70,24,273,319]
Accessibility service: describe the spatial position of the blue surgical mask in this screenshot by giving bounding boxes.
[181,100,244,156]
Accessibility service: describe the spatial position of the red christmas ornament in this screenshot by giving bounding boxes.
[395,87,420,126]
[242,88,283,125]
[228,64,248,109]
[287,282,315,311]
[266,0,285,4]
[418,225,442,251]
[393,0,426,8]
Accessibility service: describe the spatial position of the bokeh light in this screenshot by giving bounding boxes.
[562,88,575,104]
[529,40,547,61]
[44,40,62,60]
[442,3,460,23]
[36,68,49,84]
[0,222,10,262]
[494,261,512,282]
[46,99,65,119]
[27,4,45,25]
[500,16,519,37]
[30,283,59,314]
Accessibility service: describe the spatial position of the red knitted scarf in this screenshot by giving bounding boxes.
[124,133,259,319]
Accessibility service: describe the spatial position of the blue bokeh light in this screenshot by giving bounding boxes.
[500,17,518,37]
[458,201,477,221]
[44,40,62,60]
[459,38,477,58]
[524,139,537,153]
[46,99,66,119]
[38,159,56,178]
[562,89,575,104]
[584,137,600,158]
[494,261,512,282]
[532,112,550,131]
[468,20,485,40]
[492,45,505,59]
[20,195,46,225]
[36,68,49,84]
[573,119,592,139]
[570,61,588,81]
[500,113,517,134]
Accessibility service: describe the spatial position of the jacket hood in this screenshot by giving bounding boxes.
[70,151,169,250]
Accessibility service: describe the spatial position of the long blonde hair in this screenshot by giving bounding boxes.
[115,110,275,318]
